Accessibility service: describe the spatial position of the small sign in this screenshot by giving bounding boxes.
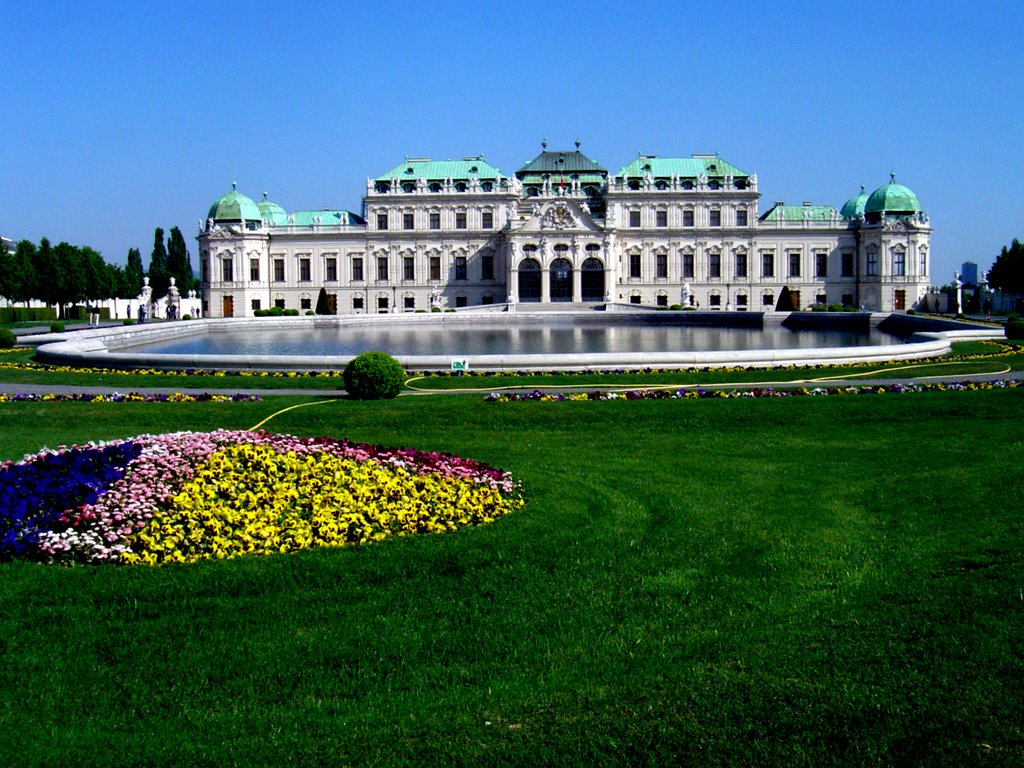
[451,358,469,372]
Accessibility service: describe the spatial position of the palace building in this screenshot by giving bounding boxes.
[198,143,931,317]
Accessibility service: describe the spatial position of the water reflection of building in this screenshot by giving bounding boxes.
[199,144,931,317]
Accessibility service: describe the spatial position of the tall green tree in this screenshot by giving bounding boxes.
[166,226,195,296]
[149,227,170,300]
[34,238,61,312]
[10,240,37,305]
[988,238,1024,294]
[0,239,12,304]
[53,242,84,316]
[124,247,144,298]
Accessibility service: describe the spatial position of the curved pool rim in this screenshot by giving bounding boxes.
[30,311,1004,372]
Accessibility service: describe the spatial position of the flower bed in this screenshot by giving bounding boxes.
[0,430,523,565]
[0,392,262,403]
[484,379,1024,402]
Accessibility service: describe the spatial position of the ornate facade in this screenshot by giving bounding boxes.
[198,145,931,317]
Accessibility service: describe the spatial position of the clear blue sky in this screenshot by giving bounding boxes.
[4,0,1021,283]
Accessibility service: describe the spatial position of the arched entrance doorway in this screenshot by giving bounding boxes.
[550,258,572,301]
[581,257,605,301]
[518,258,541,302]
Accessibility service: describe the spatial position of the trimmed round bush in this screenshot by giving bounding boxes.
[49,322,65,334]
[0,328,16,349]
[1005,320,1024,340]
[343,351,405,400]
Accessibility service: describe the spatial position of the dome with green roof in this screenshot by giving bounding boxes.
[207,184,263,223]
[840,185,869,220]
[865,174,922,215]
[257,192,288,226]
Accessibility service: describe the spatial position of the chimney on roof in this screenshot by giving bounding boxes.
[802,201,812,206]
[774,201,785,207]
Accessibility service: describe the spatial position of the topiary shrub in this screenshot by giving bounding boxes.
[1005,320,1024,340]
[49,322,65,334]
[0,328,16,349]
[283,308,300,316]
[343,351,405,400]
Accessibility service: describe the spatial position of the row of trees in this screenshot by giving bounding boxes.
[987,238,1023,294]
[0,227,196,319]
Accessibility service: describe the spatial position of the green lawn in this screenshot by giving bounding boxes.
[1,389,1023,766]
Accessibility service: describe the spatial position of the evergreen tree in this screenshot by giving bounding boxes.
[775,285,796,312]
[34,238,61,312]
[10,240,37,305]
[149,227,170,299]
[53,242,83,316]
[315,287,331,315]
[166,226,195,295]
[988,238,1024,294]
[124,247,144,298]
[0,239,11,303]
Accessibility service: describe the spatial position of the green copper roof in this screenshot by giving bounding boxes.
[208,184,262,222]
[516,149,607,176]
[760,203,839,222]
[283,210,365,227]
[375,157,503,182]
[839,186,869,220]
[615,154,748,178]
[258,193,288,226]
[865,175,922,214]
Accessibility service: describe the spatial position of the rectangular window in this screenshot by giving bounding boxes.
[736,294,748,307]
[629,252,642,278]
[763,293,775,306]
[430,212,440,230]
[842,252,854,277]
[222,259,233,283]
[629,210,641,228]
[404,257,414,281]
[455,256,467,280]
[353,296,364,310]
[326,258,337,282]
[920,252,927,274]
[249,259,259,281]
[867,252,879,276]
[842,293,854,307]
[789,253,801,277]
[656,253,668,278]
[683,209,694,227]
[893,251,906,276]
[735,253,748,278]
[736,209,748,227]
[430,256,441,281]
[657,294,668,307]
[683,253,695,278]
[481,254,494,280]
[709,294,721,307]
[352,257,364,282]
[275,298,285,310]
[251,298,261,311]
[762,253,774,278]
[709,253,722,278]
[482,211,493,229]
[456,295,468,308]
[273,259,285,282]
[299,258,311,282]
[404,296,415,309]
[403,213,414,230]
[377,257,389,281]
[376,213,388,230]
[378,297,389,312]
[709,210,721,227]
[816,252,828,278]
[300,297,311,310]
[656,210,668,227]
[455,212,467,229]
